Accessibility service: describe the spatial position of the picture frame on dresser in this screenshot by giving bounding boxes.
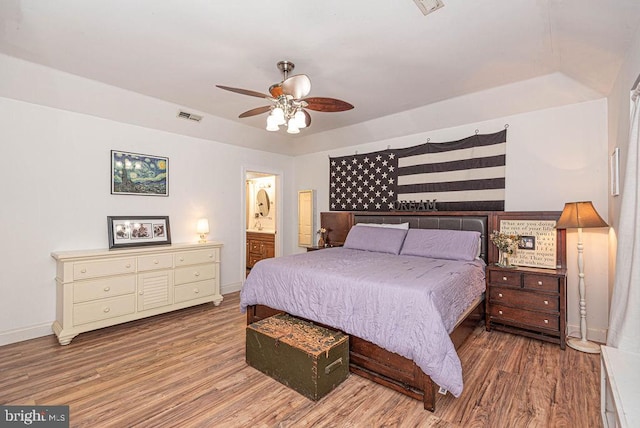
[107,215,171,249]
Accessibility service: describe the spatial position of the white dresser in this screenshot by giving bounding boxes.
[51,242,223,345]
[601,345,640,427]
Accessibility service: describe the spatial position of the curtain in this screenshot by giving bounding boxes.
[607,83,640,352]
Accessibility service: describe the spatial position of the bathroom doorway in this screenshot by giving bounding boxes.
[243,169,281,278]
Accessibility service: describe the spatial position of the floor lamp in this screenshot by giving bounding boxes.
[556,201,608,353]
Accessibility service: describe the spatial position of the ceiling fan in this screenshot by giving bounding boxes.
[216,60,354,134]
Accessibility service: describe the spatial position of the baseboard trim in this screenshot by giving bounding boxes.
[221,281,242,295]
[0,323,53,347]
[566,323,607,345]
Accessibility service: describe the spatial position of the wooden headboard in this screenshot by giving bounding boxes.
[321,211,489,263]
[353,213,489,263]
[321,211,566,269]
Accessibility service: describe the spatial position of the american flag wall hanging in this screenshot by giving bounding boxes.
[329,129,507,212]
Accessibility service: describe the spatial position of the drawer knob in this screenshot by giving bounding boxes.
[104,287,110,292]
[194,288,199,294]
[126,263,131,269]
[154,259,159,264]
[194,272,200,277]
[498,310,503,315]
[502,276,507,281]
[544,319,549,324]
[139,291,144,295]
[81,268,87,273]
[208,254,213,258]
[179,257,184,262]
[103,307,111,313]
[538,280,543,286]
[544,300,549,305]
[498,293,503,298]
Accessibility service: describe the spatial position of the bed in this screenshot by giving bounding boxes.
[241,212,490,411]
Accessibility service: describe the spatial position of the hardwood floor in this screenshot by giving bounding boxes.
[0,292,602,427]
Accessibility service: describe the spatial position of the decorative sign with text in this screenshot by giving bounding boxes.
[500,219,557,269]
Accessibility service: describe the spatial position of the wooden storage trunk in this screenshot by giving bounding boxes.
[246,314,349,401]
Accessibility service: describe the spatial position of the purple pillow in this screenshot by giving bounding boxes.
[399,229,481,261]
[343,226,408,255]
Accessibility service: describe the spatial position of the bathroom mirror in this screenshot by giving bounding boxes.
[257,189,270,216]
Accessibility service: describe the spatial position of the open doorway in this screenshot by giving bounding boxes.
[243,169,281,278]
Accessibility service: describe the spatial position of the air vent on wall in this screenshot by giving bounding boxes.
[413,0,444,16]
[177,110,203,122]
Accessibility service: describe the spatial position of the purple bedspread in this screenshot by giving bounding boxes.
[240,247,486,397]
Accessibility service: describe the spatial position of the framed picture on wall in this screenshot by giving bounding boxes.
[108,216,171,249]
[494,212,565,269]
[111,150,169,196]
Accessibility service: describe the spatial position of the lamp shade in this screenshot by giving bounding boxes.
[196,218,210,234]
[556,201,608,229]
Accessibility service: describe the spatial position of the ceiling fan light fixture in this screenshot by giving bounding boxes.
[266,116,279,131]
[294,110,307,128]
[271,107,286,125]
[286,121,300,134]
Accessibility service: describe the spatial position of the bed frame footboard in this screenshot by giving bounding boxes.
[245,300,484,411]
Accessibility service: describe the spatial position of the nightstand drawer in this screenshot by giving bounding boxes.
[523,274,560,293]
[489,287,559,312]
[488,269,521,287]
[490,304,559,331]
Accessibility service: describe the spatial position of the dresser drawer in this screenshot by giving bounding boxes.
[138,253,173,271]
[73,258,135,280]
[174,263,215,285]
[174,248,219,266]
[523,274,560,293]
[489,304,559,331]
[73,295,135,326]
[174,279,215,303]
[73,276,136,303]
[488,269,521,287]
[489,287,559,312]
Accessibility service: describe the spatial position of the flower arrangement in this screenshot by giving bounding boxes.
[317,227,327,247]
[489,230,522,254]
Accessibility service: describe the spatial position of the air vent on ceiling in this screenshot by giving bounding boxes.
[413,0,444,16]
[177,110,203,122]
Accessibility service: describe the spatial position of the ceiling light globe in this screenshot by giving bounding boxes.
[294,110,307,128]
[287,121,300,134]
[266,116,279,131]
[271,107,286,125]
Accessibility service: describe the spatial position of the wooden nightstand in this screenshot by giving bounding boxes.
[485,265,567,349]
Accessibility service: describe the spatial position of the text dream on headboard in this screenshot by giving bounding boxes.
[500,219,557,269]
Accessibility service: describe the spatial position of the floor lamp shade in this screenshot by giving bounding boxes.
[556,201,608,229]
[556,201,608,353]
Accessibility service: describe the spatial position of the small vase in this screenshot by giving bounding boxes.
[498,250,512,268]
[318,237,325,248]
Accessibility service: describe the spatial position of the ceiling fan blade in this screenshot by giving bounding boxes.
[303,97,354,112]
[239,105,272,118]
[216,85,272,99]
[282,74,311,99]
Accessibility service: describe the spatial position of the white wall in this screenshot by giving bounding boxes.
[0,96,294,345]
[606,23,640,300]
[293,98,610,342]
